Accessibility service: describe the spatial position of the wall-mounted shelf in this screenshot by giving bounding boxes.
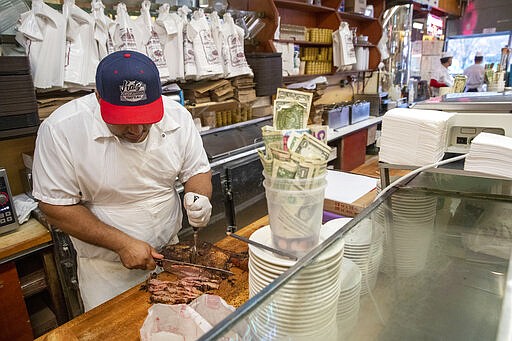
[274,39,332,46]
[338,11,378,22]
[283,68,376,83]
[274,0,336,12]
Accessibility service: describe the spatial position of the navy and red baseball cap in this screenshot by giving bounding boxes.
[95,50,163,125]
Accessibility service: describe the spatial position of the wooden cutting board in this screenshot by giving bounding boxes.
[37,216,269,341]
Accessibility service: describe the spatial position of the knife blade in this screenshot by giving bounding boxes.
[156,258,234,276]
[226,231,298,260]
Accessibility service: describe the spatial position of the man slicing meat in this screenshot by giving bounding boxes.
[32,50,212,311]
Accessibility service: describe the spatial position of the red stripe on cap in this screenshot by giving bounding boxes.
[99,97,164,125]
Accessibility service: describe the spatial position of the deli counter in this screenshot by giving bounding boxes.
[39,169,512,340]
[199,170,512,341]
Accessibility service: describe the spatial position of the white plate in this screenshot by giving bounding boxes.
[249,225,345,267]
[322,217,353,237]
[340,257,362,291]
[248,262,341,289]
[249,258,342,286]
[250,249,344,276]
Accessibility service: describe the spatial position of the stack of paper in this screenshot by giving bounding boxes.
[464,132,512,178]
[379,108,454,166]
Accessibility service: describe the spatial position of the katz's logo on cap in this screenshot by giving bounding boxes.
[96,51,164,124]
[119,80,147,102]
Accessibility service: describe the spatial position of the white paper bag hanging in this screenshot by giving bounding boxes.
[221,12,253,78]
[179,6,198,80]
[135,0,169,79]
[113,2,142,52]
[17,0,66,89]
[188,9,223,80]
[339,22,356,66]
[208,11,227,77]
[91,0,116,59]
[154,4,185,81]
[377,28,389,61]
[63,0,98,87]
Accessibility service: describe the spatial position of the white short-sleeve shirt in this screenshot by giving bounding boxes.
[32,93,210,260]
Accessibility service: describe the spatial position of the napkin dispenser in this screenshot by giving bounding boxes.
[350,101,370,124]
[445,113,512,154]
[323,104,350,129]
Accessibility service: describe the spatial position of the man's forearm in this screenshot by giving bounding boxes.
[38,202,132,253]
[184,171,212,199]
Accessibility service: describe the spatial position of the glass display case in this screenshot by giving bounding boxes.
[198,170,512,340]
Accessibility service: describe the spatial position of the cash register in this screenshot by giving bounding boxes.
[0,168,19,235]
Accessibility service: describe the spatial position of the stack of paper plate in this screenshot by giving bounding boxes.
[376,191,436,277]
[248,224,345,339]
[337,257,362,338]
[325,218,384,295]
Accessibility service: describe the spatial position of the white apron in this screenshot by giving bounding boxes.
[73,131,182,311]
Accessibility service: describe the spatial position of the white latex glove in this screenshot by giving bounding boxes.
[184,192,212,228]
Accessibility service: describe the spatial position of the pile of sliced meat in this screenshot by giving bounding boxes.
[146,273,221,304]
[145,241,248,305]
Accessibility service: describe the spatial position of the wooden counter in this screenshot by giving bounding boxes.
[0,218,52,262]
[37,216,269,341]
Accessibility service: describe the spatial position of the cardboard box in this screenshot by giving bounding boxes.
[323,170,378,217]
[344,0,367,14]
[324,188,377,217]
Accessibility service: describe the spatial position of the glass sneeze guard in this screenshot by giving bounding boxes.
[199,171,512,341]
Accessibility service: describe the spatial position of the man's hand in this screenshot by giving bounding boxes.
[184,192,212,228]
[115,236,163,270]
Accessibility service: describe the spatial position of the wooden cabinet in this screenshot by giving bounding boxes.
[0,262,33,341]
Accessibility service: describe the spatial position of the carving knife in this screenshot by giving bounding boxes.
[156,258,233,276]
[191,194,200,263]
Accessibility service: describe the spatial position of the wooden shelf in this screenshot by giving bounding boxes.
[274,39,332,46]
[354,43,376,47]
[185,99,238,113]
[282,68,378,83]
[338,11,378,22]
[274,0,336,13]
[283,73,334,83]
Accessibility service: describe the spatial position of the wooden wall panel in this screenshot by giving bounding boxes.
[0,136,36,195]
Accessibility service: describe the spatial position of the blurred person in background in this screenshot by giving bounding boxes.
[430,52,454,97]
[464,51,485,92]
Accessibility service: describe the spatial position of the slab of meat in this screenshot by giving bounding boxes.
[160,240,248,271]
[162,264,222,280]
[145,274,221,305]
